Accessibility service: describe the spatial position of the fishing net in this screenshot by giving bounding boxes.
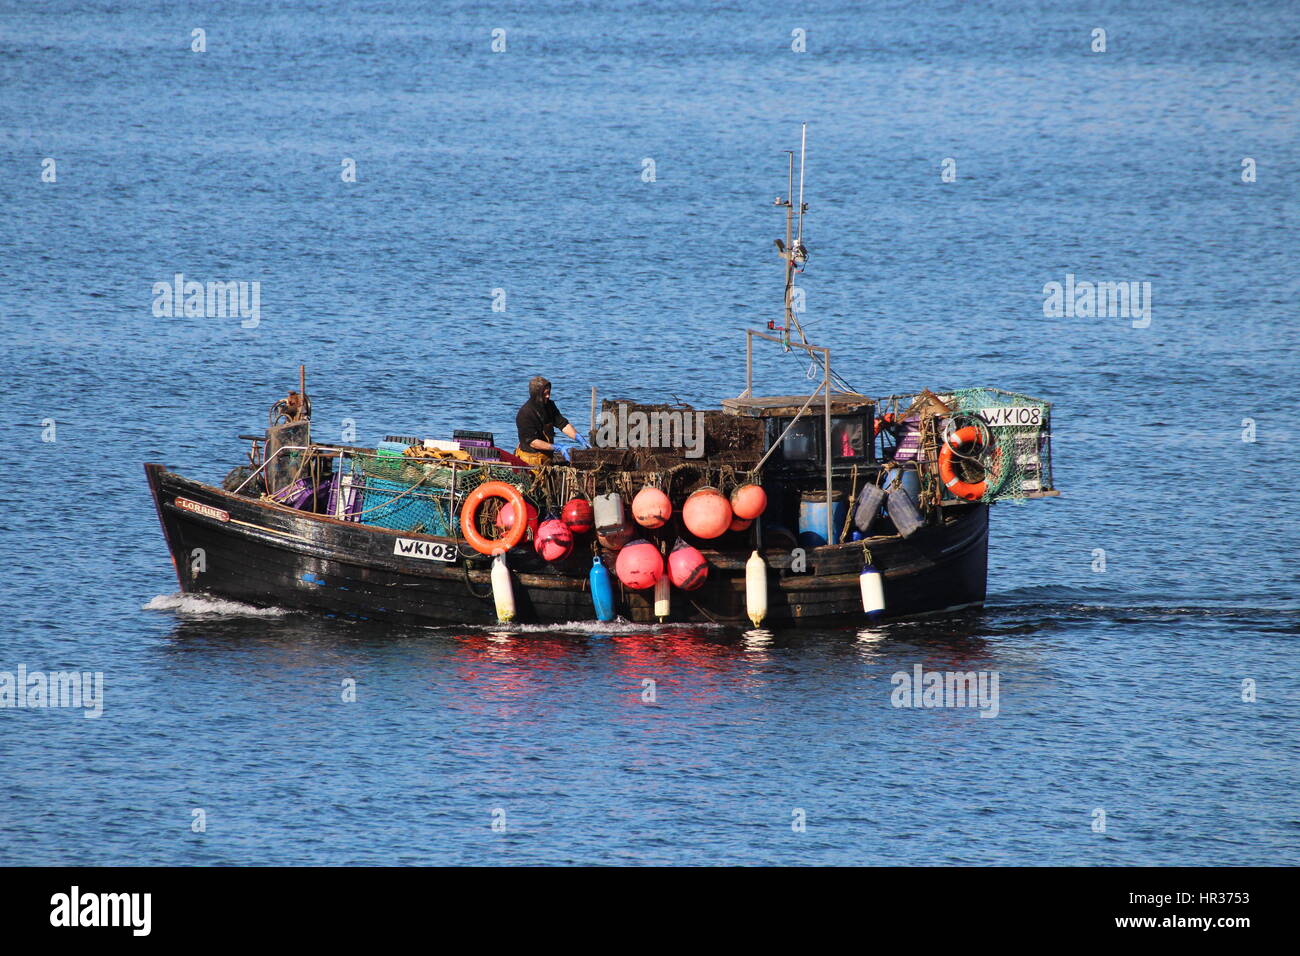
[938,387,1054,503]
[340,452,535,535]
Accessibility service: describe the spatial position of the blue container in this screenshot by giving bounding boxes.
[854,483,885,534]
[798,491,847,548]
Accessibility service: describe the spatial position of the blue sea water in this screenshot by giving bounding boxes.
[0,0,1297,865]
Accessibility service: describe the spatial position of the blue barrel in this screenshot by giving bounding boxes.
[798,491,847,548]
[882,468,921,513]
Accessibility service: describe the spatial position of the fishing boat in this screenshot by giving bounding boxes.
[145,131,1058,628]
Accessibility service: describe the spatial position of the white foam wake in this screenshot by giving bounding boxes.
[142,593,292,617]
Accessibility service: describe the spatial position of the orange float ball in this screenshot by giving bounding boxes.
[730,483,768,520]
[631,487,673,529]
[729,515,753,532]
[682,487,732,539]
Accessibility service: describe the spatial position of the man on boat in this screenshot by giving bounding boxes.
[515,376,583,466]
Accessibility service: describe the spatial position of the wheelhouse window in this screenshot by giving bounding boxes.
[772,417,818,462]
[831,416,867,460]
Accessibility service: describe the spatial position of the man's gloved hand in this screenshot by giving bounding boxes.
[574,432,590,449]
[556,445,571,462]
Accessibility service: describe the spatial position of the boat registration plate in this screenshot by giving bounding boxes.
[393,537,456,562]
[976,406,1044,428]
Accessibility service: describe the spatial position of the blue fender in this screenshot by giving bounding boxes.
[590,556,615,622]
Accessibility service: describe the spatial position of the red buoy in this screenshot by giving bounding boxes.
[729,515,753,532]
[631,487,672,529]
[535,518,574,562]
[668,539,708,591]
[682,487,732,539]
[561,498,594,534]
[615,539,663,590]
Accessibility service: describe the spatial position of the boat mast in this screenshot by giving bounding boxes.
[758,126,834,545]
[776,123,810,346]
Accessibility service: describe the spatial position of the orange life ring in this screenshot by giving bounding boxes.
[873,413,895,437]
[460,481,529,555]
[938,425,1000,502]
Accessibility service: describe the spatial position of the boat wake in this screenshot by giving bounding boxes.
[142,593,294,618]
[989,584,1300,620]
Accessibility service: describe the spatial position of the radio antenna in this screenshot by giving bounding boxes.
[797,122,807,242]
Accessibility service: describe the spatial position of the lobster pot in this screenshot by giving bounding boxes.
[885,484,924,538]
[359,478,455,534]
[940,387,1055,502]
[798,490,846,548]
[345,452,531,532]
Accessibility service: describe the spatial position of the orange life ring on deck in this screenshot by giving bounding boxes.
[873,413,895,437]
[938,425,997,502]
[460,481,529,555]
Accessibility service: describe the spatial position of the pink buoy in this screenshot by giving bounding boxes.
[682,487,732,539]
[497,501,539,541]
[631,487,672,529]
[668,539,708,591]
[535,518,574,562]
[730,483,768,520]
[615,539,663,590]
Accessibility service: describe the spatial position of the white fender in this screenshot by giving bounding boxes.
[745,550,767,627]
[860,564,885,617]
[654,573,670,622]
[491,552,515,623]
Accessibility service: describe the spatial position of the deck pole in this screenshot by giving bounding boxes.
[824,351,833,544]
[744,330,753,397]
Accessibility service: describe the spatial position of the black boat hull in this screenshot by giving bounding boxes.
[146,464,988,628]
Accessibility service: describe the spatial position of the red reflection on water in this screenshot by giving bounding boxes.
[437,626,755,710]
